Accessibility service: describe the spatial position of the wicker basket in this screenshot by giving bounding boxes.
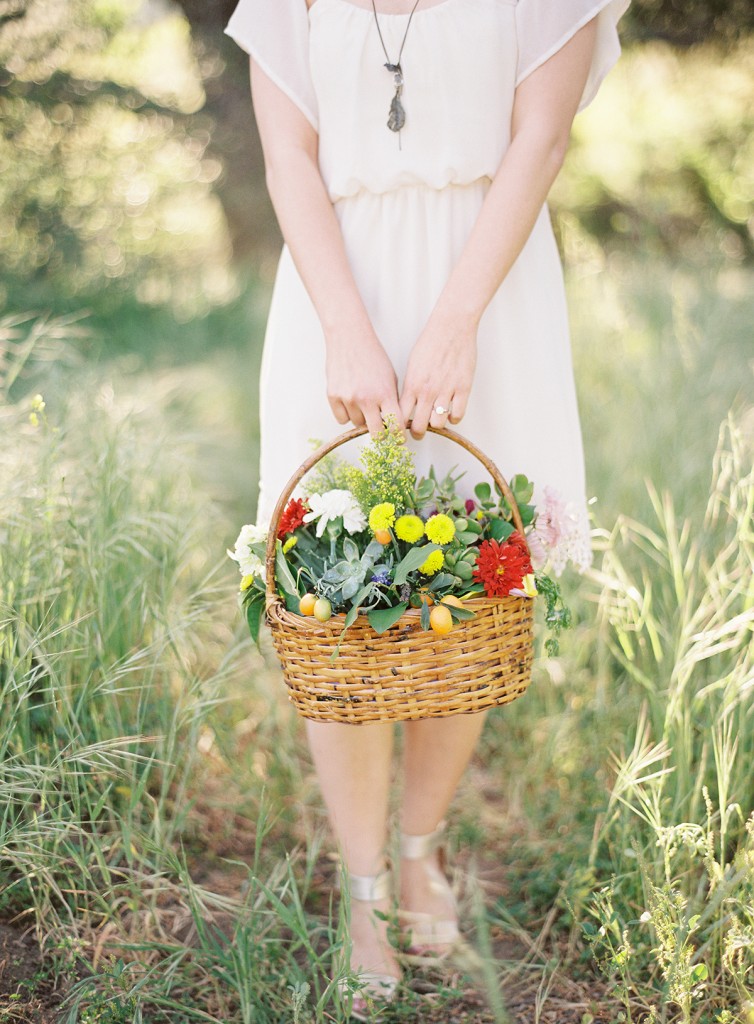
[264,425,534,724]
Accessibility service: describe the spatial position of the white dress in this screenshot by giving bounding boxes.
[225,0,628,573]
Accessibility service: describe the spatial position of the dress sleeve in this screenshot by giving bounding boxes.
[224,0,319,131]
[514,0,630,112]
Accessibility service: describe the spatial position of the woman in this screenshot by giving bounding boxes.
[225,0,628,1016]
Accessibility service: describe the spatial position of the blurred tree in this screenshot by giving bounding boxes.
[626,0,754,47]
[0,0,234,314]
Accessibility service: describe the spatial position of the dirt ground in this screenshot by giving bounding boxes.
[0,843,621,1024]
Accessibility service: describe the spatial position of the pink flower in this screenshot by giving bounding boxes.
[530,486,592,576]
[534,486,567,549]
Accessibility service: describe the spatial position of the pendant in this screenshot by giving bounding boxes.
[385,62,405,133]
[388,91,405,132]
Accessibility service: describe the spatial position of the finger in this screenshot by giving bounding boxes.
[399,387,416,428]
[429,396,453,430]
[448,390,468,425]
[379,397,406,433]
[364,402,386,438]
[345,401,366,428]
[329,398,350,425]
[409,395,433,440]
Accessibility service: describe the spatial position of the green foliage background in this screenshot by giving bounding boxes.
[1,2,753,1022]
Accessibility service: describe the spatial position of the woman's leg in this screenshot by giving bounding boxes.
[399,713,488,927]
[305,719,400,980]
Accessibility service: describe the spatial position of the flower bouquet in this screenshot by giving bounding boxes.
[228,422,577,723]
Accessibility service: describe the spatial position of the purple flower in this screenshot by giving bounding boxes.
[465,498,477,515]
[371,570,392,586]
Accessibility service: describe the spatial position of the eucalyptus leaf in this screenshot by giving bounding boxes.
[393,543,441,585]
[343,536,359,561]
[364,539,385,559]
[456,530,479,545]
[511,474,534,503]
[427,573,456,591]
[368,602,408,634]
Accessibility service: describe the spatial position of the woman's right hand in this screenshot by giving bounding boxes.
[325,324,404,436]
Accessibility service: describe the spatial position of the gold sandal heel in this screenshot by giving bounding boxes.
[336,868,400,1021]
[398,820,462,967]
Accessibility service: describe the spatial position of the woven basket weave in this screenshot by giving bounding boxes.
[264,425,534,724]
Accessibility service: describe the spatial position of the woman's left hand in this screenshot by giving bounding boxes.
[399,309,478,438]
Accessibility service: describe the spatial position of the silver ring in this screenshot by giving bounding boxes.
[434,404,449,416]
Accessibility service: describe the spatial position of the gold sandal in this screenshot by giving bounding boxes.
[398,820,461,966]
[336,867,400,1020]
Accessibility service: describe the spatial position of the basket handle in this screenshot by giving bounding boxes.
[264,424,528,601]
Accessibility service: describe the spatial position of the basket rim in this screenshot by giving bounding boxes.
[266,590,531,631]
[264,424,530,603]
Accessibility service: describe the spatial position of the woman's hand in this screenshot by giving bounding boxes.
[399,309,478,438]
[326,321,404,436]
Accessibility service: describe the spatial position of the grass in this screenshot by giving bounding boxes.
[1,248,753,1023]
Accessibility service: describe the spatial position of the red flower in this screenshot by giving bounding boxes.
[472,533,533,597]
[277,497,309,539]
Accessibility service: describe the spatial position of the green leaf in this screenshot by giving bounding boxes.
[245,593,265,649]
[275,540,300,601]
[519,503,536,527]
[368,603,408,634]
[420,599,431,630]
[344,603,361,629]
[489,519,515,542]
[415,478,435,502]
[691,963,708,982]
[448,604,475,622]
[393,543,440,585]
[474,482,491,502]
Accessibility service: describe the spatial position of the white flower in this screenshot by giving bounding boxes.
[237,522,269,547]
[302,489,366,537]
[640,911,652,923]
[227,521,268,579]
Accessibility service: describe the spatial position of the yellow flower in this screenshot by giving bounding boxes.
[368,502,396,532]
[425,513,456,545]
[29,412,39,427]
[368,499,397,532]
[240,574,254,591]
[31,394,46,412]
[522,574,538,598]
[419,550,444,575]
[283,535,298,554]
[395,514,424,543]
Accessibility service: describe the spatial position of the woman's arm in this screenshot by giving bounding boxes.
[399,19,599,438]
[250,60,403,435]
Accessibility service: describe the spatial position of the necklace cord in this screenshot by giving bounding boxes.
[371,0,422,70]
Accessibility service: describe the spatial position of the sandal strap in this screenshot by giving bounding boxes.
[345,866,393,902]
[400,819,447,860]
